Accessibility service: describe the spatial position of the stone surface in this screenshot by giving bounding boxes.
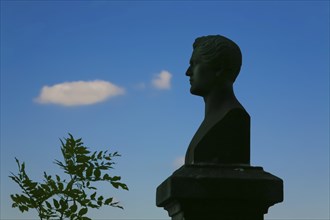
[157,165,283,220]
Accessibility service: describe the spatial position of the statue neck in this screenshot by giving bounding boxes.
[203,84,239,119]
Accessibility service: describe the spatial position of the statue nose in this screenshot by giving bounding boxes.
[186,67,192,76]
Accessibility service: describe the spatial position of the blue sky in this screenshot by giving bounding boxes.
[1,1,329,219]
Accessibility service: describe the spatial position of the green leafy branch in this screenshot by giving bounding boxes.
[9,134,128,220]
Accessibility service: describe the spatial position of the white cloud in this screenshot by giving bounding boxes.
[35,80,125,106]
[151,70,172,90]
[173,156,185,169]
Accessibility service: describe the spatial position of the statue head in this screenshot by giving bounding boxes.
[186,35,242,96]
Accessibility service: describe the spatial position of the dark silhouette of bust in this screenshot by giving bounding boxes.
[157,35,283,220]
[185,35,250,165]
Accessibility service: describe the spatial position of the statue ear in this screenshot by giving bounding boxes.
[215,68,231,85]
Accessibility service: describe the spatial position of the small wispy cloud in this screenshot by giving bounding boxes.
[173,156,185,169]
[151,70,172,90]
[35,80,125,106]
[134,82,147,90]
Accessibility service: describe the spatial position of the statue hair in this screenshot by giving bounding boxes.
[193,35,242,82]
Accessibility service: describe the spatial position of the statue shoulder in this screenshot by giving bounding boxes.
[223,107,250,121]
[185,107,250,165]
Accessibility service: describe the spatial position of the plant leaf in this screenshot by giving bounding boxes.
[78,207,88,216]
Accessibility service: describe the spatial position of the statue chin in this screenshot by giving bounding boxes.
[189,87,205,97]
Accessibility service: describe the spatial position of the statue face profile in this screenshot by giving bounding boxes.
[186,52,219,96]
[186,35,242,98]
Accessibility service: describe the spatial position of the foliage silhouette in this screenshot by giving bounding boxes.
[9,134,128,220]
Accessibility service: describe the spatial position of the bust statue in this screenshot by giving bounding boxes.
[185,35,250,165]
[157,35,283,220]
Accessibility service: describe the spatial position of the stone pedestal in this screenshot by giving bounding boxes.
[156,165,283,220]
